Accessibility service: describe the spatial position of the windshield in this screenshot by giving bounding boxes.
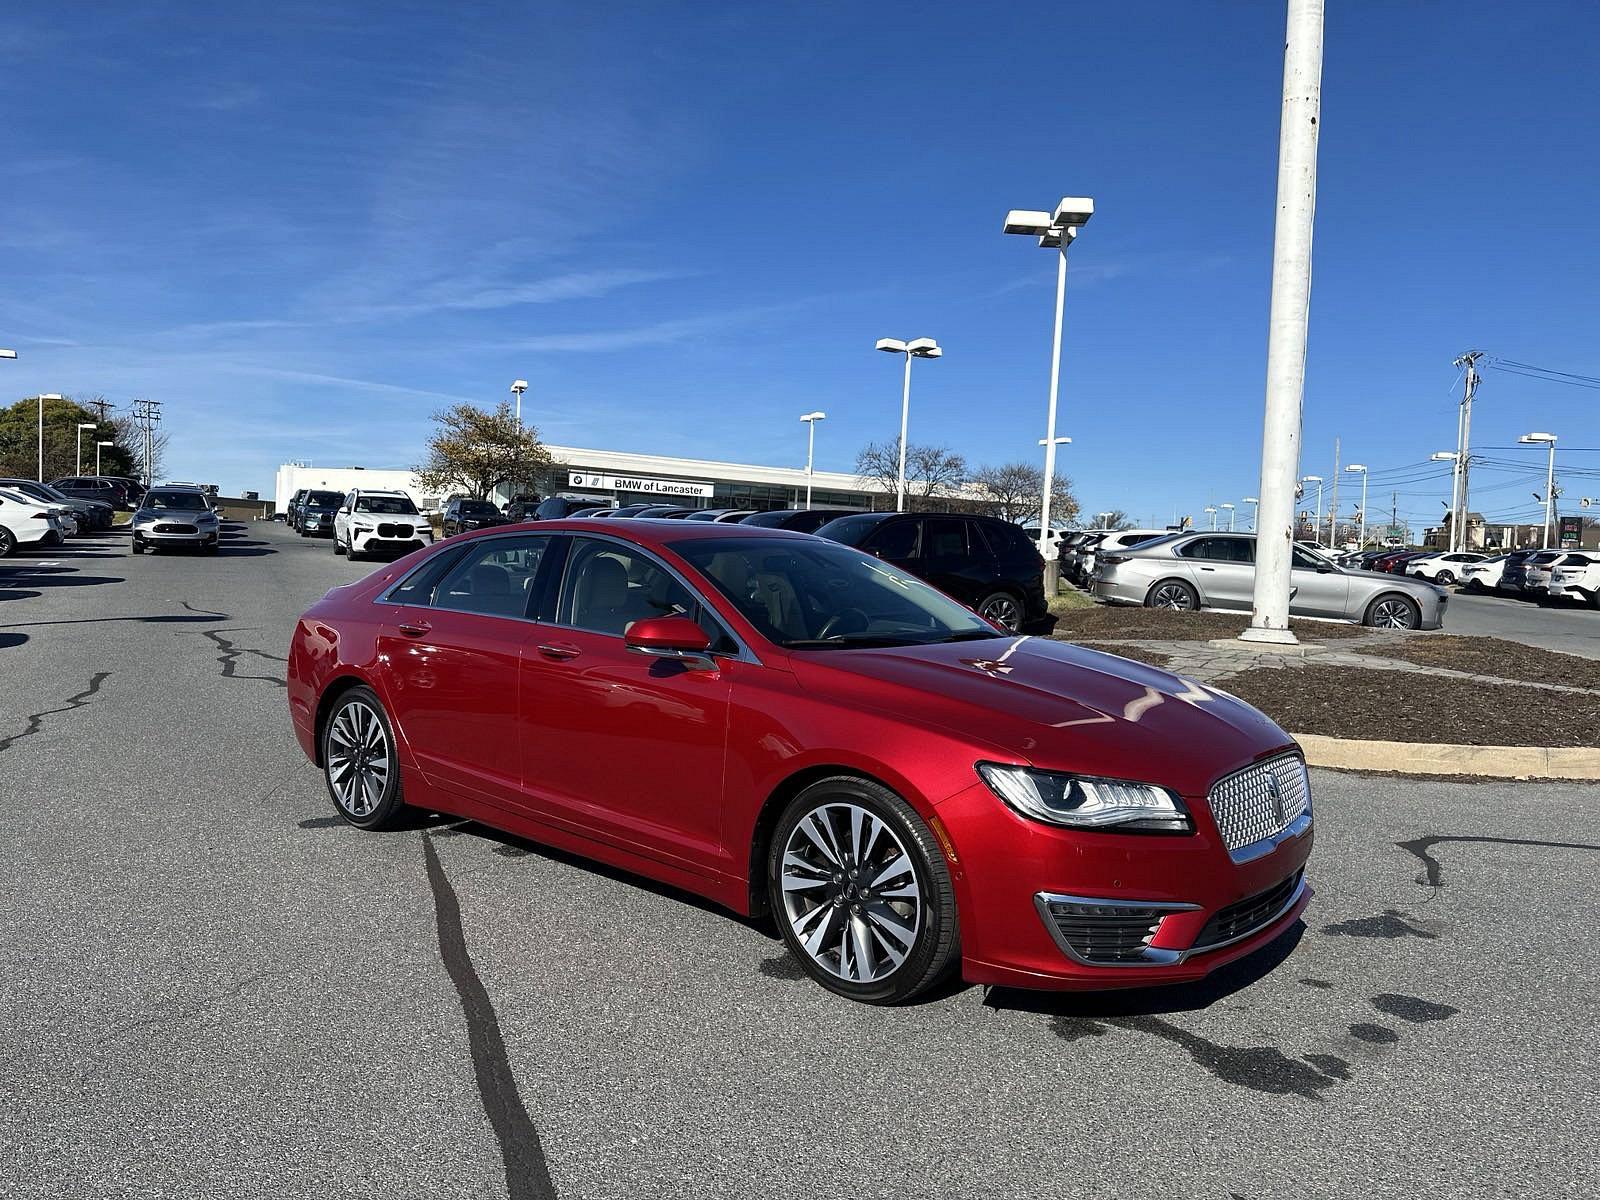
[356,495,418,514]
[308,491,343,508]
[457,500,499,515]
[143,492,208,512]
[673,536,1000,649]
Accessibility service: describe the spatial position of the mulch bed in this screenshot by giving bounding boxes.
[1050,607,1369,643]
[1072,642,1175,670]
[1220,664,1600,747]
[1354,636,1600,691]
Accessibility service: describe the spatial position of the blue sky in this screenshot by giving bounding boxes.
[3,1,1597,529]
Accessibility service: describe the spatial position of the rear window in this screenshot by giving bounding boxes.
[817,514,886,547]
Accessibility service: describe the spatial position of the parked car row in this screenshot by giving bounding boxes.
[0,486,81,555]
[1058,529,1170,588]
[49,474,146,510]
[1321,546,1599,608]
[1091,531,1447,629]
[0,477,117,534]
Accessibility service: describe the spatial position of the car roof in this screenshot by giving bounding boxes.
[456,518,817,548]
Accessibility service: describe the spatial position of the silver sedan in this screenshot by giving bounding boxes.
[1091,531,1447,629]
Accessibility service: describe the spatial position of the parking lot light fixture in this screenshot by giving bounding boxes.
[76,423,97,475]
[0,348,15,360]
[1220,501,1236,531]
[510,379,528,427]
[1345,464,1368,547]
[1097,511,1114,530]
[1005,196,1094,558]
[95,439,114,475]
[800,411,826,507]
[875,337,942,511]
[1243,496,1259,531]
[1430,453,1462,548]
[1300,475,1324,540]
[1204,505,1218,530]
[28,394,65,482]
[1519,432,1558,548]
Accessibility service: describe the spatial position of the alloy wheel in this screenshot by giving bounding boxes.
[979,594,1022,631]
[1150,582,1196,610]
[1370,597,1419,629]
[778,802,922,984]
[326,700,391,818]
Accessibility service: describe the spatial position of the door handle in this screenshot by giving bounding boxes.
[1200,566,1215,572]
[397,622,431,637]
[537,642,581,660]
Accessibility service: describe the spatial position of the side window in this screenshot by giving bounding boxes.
[923,518,967,560]
[1180,537,1227,561]
[432,535,551,618]
[866,519,920,560]
[388,547,470,607]
[558,538,700,637]
[1291,546,1324,570]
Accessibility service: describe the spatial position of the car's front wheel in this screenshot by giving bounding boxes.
[321,686,408,830]
[1435,570,1456,586]
[1365,594,1421,629]
[975,590,1023,631]
[767,777,958,1005]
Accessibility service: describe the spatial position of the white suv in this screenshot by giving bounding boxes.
[1408,551,1485,586]
[334,489,433,561]
[1547,553,1600,608]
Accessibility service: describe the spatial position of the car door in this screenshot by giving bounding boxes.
[373,533,555,813]
[861,518,921,575]
[1178,536,1254,609]
[514,534,734,875]
[1289,544,1352,618]
[918,517,988,608]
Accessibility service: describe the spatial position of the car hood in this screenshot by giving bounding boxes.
[787,636,1295,798]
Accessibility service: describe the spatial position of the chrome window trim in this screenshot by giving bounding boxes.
[1032,892,1201,968]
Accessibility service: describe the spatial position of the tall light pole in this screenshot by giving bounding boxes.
[1220,501,1236,531]
[800,411,826,507]
[1003,198,1094,559]
[1520,432,1558,548]
[1345,464,1367,548]
[1243,496,1259,531]
[77,423,97,475]
[28,394,65,482]
[1097,511,1114,530]
[1301,475,1323,540]
[95,439,114,475]
[1451,351,1483,552]
[875,338,941,511]
[1242,0,1324,646]
[510,379,528,426]
[1431,452,1461,546]
[1204,505,1218,530]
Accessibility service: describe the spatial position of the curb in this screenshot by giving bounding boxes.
[1293,732,1600,781]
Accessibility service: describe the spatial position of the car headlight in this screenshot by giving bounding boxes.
[976,763,1192,833]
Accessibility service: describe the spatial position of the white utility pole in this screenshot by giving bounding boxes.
[1221,502,1236,531]
[510,379,528,427]
[95,439,113,475]
[1327,436,1340,546]
[1242,0,1323,645]
[1346,464,1368,548]
[77,423,97,475]
[1520,432,1558,547]
[1452,351,1483,551]
[1243,496,1259,531]
[875,338,941,511]
[1302,476,1323,541]
[800,411,826,507]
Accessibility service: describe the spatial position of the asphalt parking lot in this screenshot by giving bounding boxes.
[2,521,1597,1200]
[1443,588,1600,658]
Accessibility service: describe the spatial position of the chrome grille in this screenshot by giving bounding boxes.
[1207,754,1310,859]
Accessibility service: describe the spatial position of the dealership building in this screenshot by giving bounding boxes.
[273,443,896,515]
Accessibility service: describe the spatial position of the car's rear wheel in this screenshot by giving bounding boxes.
[1366,594,1421,629]
[1146,579,1199,611]
[975,590,1023,631]
[321,686,408,830]
[0,527,15,558]
[1435,569,1456,586]
[767,777,958,1005]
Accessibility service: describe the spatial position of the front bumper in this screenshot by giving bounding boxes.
[350,525,432,554]
[935,778,1314,991]
[134,523,219,546]
[301,515,335,536]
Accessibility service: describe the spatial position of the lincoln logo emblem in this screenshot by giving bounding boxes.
[1266,773,1287,825]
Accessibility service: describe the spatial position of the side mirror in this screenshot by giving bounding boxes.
[624,616,715,668]
[338,507,350,514]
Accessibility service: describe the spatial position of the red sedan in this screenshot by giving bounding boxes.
[288,520,1312,1004]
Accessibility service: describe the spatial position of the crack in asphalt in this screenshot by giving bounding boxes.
[1397,834,1600,896]
[0,672,110,755]
[201,628,288,688]
[422,834,556,1200]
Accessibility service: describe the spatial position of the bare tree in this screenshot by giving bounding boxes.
[855,438,967,509]
[968,461,1080,526]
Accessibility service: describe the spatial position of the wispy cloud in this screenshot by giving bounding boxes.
[346,266,685,321]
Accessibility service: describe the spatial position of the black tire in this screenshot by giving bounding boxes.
[1145,578,1199,611]
[766,776,959,1005]
[975,589,1024,632]
[333,534,346,555]
[0,526,15,558]
[320,686,409,830]
[130,541,145,555]
[1364,593,1421,629]
[1435,570,1456,586]
[204,543,219,556]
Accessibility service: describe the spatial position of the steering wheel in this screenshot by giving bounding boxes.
[815,608,871,641]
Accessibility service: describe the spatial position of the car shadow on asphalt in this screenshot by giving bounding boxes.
[980,921,1307,1018]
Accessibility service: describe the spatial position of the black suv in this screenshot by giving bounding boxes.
[740,508,859,533]
[815,511,1052,633]
[50,476,133,509]
[286,488,311,531]
[443,497,511,537]
[502,494,541,521]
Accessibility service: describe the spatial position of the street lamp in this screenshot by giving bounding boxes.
[27,394,65,482]
[95,440,114,475]
[1345,464,1367,548]
[875,337,941,511]
[1204,505,1218,530]
[1300,475,1323,541]
[1097,511,1114,530]
[0,349,16,359]
[800,411,826,507]
[76,423,98,475]
[1220,502,1236,531]
[1004,197,1094,558]
[1242,496,1259,531]
[1431,452,1462,549]
[510,379,528,426]
[1519,432,1558,548]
